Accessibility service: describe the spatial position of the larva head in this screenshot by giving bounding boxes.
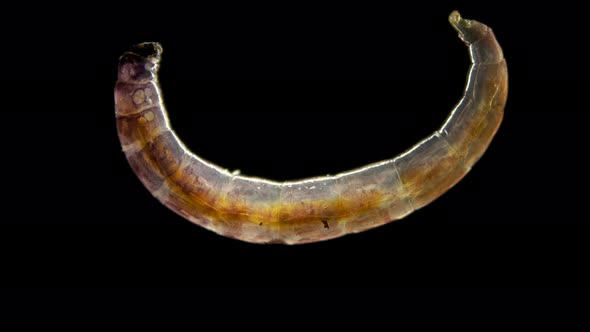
[118,42,163,82]
[449,11,489,45]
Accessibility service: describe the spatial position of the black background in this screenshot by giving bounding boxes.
[2,2,587,288]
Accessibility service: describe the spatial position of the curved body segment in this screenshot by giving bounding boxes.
[115,11,507,244]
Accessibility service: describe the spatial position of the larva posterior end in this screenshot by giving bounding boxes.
[448,10,489,45]
[118,42,163,82]
[128,42,163,63]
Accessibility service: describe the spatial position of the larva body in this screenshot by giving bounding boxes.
[115,11,507,244]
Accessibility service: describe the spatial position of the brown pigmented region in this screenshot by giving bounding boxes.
[115,11,507,244]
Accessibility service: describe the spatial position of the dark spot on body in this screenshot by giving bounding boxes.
[321,219,330,229]
[259,222,263,226]
[267,239,287,245]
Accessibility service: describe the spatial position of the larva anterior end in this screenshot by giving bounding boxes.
[448,10,489,45]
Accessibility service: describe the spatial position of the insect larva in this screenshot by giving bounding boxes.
[115,11,507,244]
